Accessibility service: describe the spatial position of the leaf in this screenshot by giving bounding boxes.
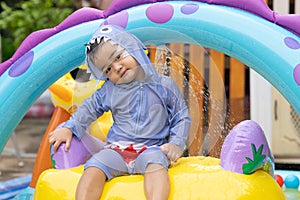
[242,144,266,174]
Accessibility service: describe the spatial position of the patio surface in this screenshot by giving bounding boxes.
[0,118,50,181]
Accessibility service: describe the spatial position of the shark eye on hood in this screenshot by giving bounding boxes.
[100,27,112,33]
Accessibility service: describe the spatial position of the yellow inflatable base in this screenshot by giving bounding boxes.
[34,156,285,200]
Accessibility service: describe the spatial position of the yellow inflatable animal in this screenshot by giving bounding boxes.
[48,65,112,141]
[34,156,285,199]
[41,67,285,199]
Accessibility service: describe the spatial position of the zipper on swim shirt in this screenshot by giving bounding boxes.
[134,83,143,135]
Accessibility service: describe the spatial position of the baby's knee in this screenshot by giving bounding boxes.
[84,166,107,179]
[135,148,169,173]
[144,163,167,174]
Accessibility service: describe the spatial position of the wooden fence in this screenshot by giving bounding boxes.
[148,44,248,157]
[148,0,300,157]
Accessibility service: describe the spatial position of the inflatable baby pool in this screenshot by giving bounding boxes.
[33,120,285,199]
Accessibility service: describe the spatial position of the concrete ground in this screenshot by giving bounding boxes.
[0,118,51,181]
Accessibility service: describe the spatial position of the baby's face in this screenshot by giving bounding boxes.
[93,41,145,84]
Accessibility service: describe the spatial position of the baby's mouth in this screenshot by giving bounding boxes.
[121,69,128,77]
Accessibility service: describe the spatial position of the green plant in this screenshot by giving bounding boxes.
[0,0,75,60]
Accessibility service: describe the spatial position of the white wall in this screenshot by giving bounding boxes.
[250,0,293,146]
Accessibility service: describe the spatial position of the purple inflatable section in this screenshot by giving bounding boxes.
[220,120,274,176]
[1,0,300,76]
[51,132,104,169]
[0,7,104,75]
[91,0,300,38]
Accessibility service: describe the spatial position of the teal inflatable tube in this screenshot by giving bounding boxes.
[1,1,300,152]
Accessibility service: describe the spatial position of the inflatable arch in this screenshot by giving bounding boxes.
[1,0,300,178]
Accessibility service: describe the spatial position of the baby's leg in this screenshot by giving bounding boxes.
[135,147,170,200]
[144,163,170,200]
[76,167,106,200]
[76,149,128,200]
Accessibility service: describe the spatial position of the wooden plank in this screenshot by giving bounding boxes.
[148,45,156,63]
[209,50,225,86]
[229,58,245,99]
[229,57,246,127]
[188,44,205,156]
[169,43,185,94]
[207,49,226,157]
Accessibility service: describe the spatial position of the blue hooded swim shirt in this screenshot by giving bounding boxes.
[63,25,191,153]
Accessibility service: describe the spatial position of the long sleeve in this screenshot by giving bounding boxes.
[63,86,109,139]
[164,78,192,153]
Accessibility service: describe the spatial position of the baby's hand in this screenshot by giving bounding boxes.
[48,127,73,152]
[160,143,182,162]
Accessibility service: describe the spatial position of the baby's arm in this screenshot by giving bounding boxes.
[49,127,73,152]
[161,77,192,162]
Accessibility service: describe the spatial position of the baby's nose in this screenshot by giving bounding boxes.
[111,62,122,72]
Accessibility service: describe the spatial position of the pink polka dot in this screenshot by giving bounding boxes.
[146,4,174,24]
[294,64,300,85]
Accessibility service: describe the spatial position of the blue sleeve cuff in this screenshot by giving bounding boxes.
[63,120,86,139]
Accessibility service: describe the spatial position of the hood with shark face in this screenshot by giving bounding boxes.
[85,25,158,82]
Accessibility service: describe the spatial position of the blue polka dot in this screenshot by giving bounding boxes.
[9,51,34,77]
[181,4,199,15]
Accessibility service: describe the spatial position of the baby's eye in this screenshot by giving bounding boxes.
[104,66,112,75]
[115,54,121,61]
